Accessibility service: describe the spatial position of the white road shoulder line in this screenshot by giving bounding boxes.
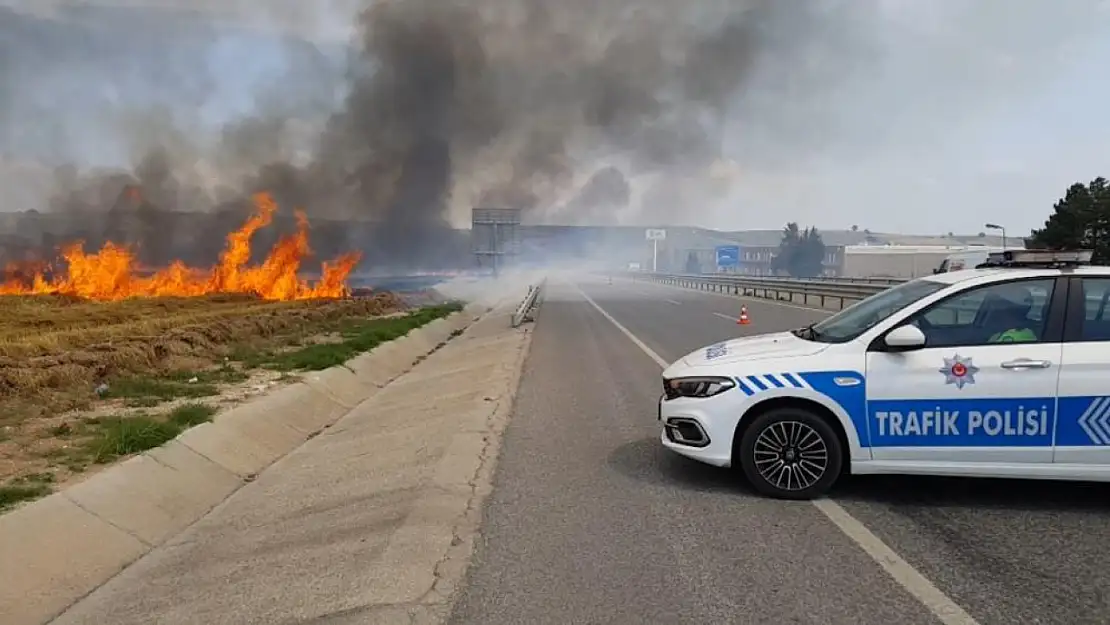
[711,312,737,322]
[665,299,682,305]
[572,282,981,625]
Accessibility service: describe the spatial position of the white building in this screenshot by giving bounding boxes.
[841,244,1011,279]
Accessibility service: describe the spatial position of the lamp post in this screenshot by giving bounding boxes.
[985,223,1007,249]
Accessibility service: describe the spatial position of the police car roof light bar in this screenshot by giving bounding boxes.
[985,249,1094,268]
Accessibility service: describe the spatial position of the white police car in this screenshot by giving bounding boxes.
[658,249,1110,499]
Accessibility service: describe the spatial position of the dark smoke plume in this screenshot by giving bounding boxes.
[1,0,888,267]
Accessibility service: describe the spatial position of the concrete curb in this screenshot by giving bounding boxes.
[406,308,535,619]
[0,305,488,625]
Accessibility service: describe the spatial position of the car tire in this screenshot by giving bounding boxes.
[737,407,843,500]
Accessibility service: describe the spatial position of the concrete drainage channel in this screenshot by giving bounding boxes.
[0,285,546,625]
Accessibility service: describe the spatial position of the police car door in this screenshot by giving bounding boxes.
[864,277,1065,464]
[1055,276,1110,465]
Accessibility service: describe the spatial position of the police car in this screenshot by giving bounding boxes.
[658,249,1110,500]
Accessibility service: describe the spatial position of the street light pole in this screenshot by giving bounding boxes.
[985,223,1007,249]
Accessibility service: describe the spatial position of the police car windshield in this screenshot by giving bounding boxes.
[803,279,947,343]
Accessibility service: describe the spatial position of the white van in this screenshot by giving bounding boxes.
[933,247,1006,273]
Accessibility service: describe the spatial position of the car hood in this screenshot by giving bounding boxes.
[677,331,830,368]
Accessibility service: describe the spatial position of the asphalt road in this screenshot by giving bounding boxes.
[449,276,1110,625]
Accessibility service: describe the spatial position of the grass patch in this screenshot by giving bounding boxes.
[242,302,464,372]
[87,416,182,463]
[101,377,219,404]
[85,404,214,463]
[167,403,216,428]
[0,292,413,489]
[100,366,246,406]
[0,472,56,510]
[0,482,52,510]
[45,422,75,437]
[162,366,249,385]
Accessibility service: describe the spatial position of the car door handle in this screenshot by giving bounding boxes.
[1000,359,1052,369]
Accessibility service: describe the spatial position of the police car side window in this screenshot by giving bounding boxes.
[913,279,1055,348]
[1079,278,1110,341]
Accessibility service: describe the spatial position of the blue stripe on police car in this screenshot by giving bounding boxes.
[866,398,1054,447]
[731,367,1110,449]
[1056,396,1110,447]
[735,373,807,396]
[1077,397,1110,445]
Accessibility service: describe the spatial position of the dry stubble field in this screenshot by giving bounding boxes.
[0,292,462,511]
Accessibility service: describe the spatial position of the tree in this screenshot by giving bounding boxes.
[772,222,827,278]
[685,250,701,273]
[1028,177,1110,263]
[795,227,827,277]
[770,222,801,275]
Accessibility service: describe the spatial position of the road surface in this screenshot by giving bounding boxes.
[449,276,1110,625]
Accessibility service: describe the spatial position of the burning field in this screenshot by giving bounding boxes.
[0,193,461,510]
[1,192,362,301]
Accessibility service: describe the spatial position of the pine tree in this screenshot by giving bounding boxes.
[1028,177,1110,262]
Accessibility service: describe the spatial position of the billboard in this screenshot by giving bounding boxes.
[715,245,740,268]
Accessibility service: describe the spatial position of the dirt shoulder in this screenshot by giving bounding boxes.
[0,292,462,511]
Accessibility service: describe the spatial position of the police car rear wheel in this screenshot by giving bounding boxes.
[738,408,842,500]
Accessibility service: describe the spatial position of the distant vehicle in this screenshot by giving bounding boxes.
[628,262,642,271]
[933,247,1006,274]
[658,249,1110,499]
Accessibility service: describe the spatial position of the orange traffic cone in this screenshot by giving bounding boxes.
[737,305,750,325]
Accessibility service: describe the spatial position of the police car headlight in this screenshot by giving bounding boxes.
[664,376,735,399]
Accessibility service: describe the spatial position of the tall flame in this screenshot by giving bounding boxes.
[0,193,362,301]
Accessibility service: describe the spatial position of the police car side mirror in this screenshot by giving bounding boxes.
[884,324,926,350]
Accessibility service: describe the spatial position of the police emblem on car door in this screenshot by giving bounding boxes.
[939,354,979,389]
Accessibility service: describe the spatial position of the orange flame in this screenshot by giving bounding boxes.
[0,192,362,301]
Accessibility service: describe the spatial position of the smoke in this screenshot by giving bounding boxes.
[557,167,632,225]
[4,0,798,266]
[2,0,1106,265]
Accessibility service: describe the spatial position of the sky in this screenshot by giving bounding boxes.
[709,2,1110,236]
[2,0,1109,237]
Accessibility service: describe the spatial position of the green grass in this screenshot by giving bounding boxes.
[0,483,52,510]
[239,302,463,372]
[168,403,217,428]
[0,472,56,511]
[1,406,220,513]
[85,403,217,463]
[102,365,247,406]
[101,377,219,403]
[87,416,182,463]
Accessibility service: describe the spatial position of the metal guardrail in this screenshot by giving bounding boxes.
[629,272,889,310]
[776,275,908,286]
[511,278,546,327]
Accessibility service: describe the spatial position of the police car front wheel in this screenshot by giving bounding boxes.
[738,407,843,500]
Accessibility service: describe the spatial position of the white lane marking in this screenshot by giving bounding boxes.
[619,277,836,314]
[711,312,736,322]
[576,283,667,367]
[812,500,979,625]
[665,299,682,305]
[573,282,981,625]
